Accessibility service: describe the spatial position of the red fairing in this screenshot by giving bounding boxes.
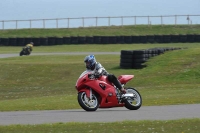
[75,72,89,91]
[118,75,134,84]
[75,71,134,108]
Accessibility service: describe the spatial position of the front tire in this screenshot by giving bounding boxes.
[19,51,23,56]
[124,88,142,110]
[78,92,99,111]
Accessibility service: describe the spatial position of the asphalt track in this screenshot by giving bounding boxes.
[0,53,200,125]
[0,104,200,125]
[0,52,120,58]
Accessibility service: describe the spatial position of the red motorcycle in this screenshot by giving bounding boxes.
[75,71,142,111]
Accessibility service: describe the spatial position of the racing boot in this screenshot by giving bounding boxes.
[120,88,126,94]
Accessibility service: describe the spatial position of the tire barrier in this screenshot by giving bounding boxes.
[63,37,71,44]
[194,34,200,42]
[101,36,109,44]
[187,34,195,42]
[139,35,147,43]
[70,36,79,44]
[0,38,9,46]
[93,36,101,44]
[40,37,48,45]
[9,38,17,46]
[78,36,86,44]
[56,37,63,45]
[171,35,179,43]
[132,36,140,43]
[116,36,124,44]
[85,36,94,44]
[16,38,25,46]
[120,47,182,69]
[32,38,41,46]
[120,50,134,69]
[0,34,200,46]
[147,35,155,43]
[109,36,117,44]
[48,37,56,45]
[124,36,132,44]
[179,35,187,43]
[154,35,163,43]
[163,35,171,43]
[24,37,32,45]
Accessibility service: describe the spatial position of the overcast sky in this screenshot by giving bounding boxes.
[0,0,199,20]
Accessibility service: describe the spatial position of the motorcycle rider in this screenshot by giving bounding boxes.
[24,42,34,53]
[84,55,126,94]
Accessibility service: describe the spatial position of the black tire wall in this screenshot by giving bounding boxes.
[0,34,200,46]
[120,47,182,69]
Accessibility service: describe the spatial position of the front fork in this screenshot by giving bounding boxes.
[89,88,92,99]
[84,88,92,99]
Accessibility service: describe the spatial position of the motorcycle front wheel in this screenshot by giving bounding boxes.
[19,51,23,56]
[124,88,142,110]
[78,92,99,111]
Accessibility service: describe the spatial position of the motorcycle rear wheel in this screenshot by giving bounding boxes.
[124,88,142,110]
[78,92,99,111]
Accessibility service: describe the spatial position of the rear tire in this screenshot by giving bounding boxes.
[124,88,142,110]
[78,92,99,111]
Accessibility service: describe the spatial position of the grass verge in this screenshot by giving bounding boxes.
[0,43,199,54]
[0,25,200,37]
[0,119,199,133]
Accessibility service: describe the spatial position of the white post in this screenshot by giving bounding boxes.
[16,20,18,29]
[121,16,123,27]
[108,17,110,27]
[96,17,98,27]
[134,16,136,26]
[43,19,45,28]
[175,15,177,26]
[187,15,190,25]
[68,18,69,28]
[56,19,58,28]
[30,20,32,29]
[2,21,4,30]
[82,17,84,28]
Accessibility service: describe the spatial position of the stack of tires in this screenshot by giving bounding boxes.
[132,50,148,69]
[120,50,148,69]
[120,47,182,69]
[120,50,133,69]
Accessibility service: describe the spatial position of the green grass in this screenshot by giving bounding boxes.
[0,44,200,111]
[0,25,200,37]
[0,43,199,54]
[0,119,199,133]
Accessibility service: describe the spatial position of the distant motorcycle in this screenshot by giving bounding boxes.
[19,47,31,56]
[75,71,142,111]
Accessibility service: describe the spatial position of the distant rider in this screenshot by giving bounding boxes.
[84,55,126,94]
[24,42,34,53]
